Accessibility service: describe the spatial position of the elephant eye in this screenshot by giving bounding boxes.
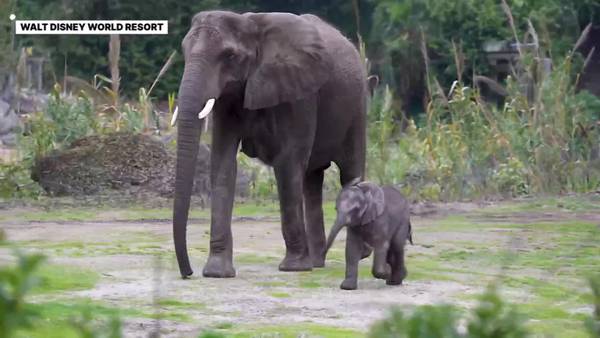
[221,49,237,62]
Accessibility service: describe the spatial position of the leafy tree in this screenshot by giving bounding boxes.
[368,0,600,116]
[11,0,371,99]
[8,0,600,107]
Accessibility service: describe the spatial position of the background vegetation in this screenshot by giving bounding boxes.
[1,0,600,201]
[1,0,598,103]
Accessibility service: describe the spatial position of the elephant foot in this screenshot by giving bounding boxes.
[311,254,325,268]
[313,258,325,268]
[340,278,357,290]
[386,278,403,286]
[278,252,313,272]
[386,269,406,285]
[202,254,236,278]
[372,264,391,280]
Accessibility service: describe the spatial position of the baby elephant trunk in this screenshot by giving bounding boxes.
[323,218,346,258]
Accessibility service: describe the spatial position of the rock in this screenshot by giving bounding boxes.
[32,132,250,198]
[0,99,20,146]
[16,91,48,114]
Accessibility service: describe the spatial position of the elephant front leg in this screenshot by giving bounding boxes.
[341,229,362,290]
[275,161,313,272]
[202,113,240,278]
[304,168,326,267]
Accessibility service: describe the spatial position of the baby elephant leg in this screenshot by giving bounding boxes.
[386,231,407,286]
[341,229,362,290]
[372,243,391,280]
[360,241,373,259]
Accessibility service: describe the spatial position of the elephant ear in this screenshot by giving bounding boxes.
[357,182,385,225]
[243,13,332,110]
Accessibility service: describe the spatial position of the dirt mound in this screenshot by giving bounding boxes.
[32,132,249,198]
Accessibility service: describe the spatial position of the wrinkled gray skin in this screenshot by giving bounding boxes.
[173,11,368,278]
[324,181,413,290]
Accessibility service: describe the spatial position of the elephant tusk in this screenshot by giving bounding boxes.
[170,106,179,127]
[198,98,216,120]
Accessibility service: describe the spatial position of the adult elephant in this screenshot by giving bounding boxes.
[173,10,367,278]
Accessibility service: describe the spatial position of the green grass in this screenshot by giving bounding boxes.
[323,201,336,223]
[0,207,179,222]
[232,203,279,218]
[0,202,286,223]
[297,259,373,289]
[214,322,234,330]
[208,323,364,338]
[256,281,288,287]
[419,215,476,232]
[4,194,596,224]
[477,195,600,214]
[12,239,172,257]
[412,216,599,338]
[17,299,141,338]
[407,257,459,282]
[148,310,192,322]
[268,291,291,298]
[156,298,206,310]
[235,253,279,265]
[33,264,99,294]
[19,297,202,337]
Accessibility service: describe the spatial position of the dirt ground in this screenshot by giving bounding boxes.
[0,196,599,337]
[0,219,472,336]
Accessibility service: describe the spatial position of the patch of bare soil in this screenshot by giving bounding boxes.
[0,219,472,337]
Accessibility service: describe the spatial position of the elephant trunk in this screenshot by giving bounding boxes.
[173,65,217,278]
[173,117,202,278]
[323,217,346,258]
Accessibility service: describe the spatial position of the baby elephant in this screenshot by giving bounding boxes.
[324,181,413,290]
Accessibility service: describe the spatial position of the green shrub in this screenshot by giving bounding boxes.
[369,305,461,338]
[119,103,145,133]
[0,248,45,338]
[366,51,600,200]
[69,308,122,338]
[466,285,529,338]
[0,241,124,338]
[368,85,397,184]
[46,85,96,146]
[238,153,278,202]
[18,111,57,164]
[0,163,43,199]
[586,277,600,338]
[368,285,529,338]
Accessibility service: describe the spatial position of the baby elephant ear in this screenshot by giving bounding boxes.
[357,182,385,225]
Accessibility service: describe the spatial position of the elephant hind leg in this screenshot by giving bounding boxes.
[386,232,407,286]
[304,167,327,267]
